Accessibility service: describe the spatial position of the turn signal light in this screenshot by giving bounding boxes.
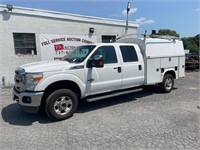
[34,76,43,82]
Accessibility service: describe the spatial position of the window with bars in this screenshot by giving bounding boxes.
[13,33,37,55]
[102,35,116,43]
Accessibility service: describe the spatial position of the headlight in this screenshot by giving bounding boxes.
[26,73,43,91]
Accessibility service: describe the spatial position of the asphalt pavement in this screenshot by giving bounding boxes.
[0,72,200,150]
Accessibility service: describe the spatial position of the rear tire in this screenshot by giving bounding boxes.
[45,89,78,121]
[159,74,174,93]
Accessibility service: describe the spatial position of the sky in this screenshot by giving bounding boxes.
[0,0,199,37]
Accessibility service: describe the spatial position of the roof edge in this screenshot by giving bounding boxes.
[0,5,139,28]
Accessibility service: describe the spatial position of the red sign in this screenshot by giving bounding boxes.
[54,44,64,51]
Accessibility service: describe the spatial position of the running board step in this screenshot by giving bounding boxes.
[86,88,143,102]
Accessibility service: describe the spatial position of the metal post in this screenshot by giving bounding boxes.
[125,2,131,34]
[2,76,5,86]
[126,12,129,33]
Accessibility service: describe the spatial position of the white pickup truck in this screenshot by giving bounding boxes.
[13,37,185,121]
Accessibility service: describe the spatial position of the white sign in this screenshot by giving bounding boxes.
[39,34,97,61]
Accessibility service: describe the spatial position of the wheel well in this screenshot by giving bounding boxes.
[164,70,176,79]
[40,81,81,109]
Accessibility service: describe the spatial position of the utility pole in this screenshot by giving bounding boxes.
[126,2,131,33]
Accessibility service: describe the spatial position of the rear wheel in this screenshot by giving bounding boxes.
[45,89,78,121]
[159,74,174,93]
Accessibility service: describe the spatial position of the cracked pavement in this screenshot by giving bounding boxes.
[0,72,200,150]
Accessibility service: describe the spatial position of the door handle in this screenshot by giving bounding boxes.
[114,67,121,73]
[138,65,142,70]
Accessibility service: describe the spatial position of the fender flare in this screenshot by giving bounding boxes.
[35,74,86,97]
[162,68,177,80]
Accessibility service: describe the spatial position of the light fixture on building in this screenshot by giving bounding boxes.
[89,27,94,33]
[127,2,131,13]
[126,2,131,33]
[6,4,13,12]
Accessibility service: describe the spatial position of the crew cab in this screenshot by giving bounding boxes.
[13,37,185,121]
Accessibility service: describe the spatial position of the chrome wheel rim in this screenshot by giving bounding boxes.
[165,78,173,90]
[54,96,73,115]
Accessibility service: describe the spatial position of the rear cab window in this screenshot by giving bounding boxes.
[119,45,138,63]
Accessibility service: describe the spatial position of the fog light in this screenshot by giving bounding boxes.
[22,96,32,103]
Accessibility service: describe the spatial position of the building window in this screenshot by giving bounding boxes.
[102,35,116,43]
[120,46,138,62]
[13,33,37,55]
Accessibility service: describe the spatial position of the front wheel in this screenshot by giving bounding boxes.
[159,74,174,93]
[45,89,78,121]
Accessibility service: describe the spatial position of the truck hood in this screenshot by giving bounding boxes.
[21,61,72,73]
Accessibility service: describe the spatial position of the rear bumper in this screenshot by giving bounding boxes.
[13,88,44,113]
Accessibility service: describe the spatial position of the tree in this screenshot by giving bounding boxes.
[152,29,199,53]
[181,34,199,53]
[157,29,180,38]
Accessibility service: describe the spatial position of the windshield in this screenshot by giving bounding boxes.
[62,45,96,63]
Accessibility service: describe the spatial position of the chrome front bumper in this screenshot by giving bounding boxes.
[13,88,44,113]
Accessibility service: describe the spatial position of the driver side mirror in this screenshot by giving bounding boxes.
[87,55,104,68]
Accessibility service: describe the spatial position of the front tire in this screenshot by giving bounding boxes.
[159,74,174,93]
[45,89,78,121]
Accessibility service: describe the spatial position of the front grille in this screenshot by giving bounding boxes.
[13,86,20,94]
[14,74,25,83]
[14,67,26,92]
[15,74,21,83]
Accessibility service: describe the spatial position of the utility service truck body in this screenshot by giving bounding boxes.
[13,37,185,121]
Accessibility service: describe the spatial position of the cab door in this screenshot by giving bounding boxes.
[85,45,122,95]
[119,45,144,88]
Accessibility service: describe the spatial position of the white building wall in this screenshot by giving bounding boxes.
[0,13,3,86]
[0,6,138,86]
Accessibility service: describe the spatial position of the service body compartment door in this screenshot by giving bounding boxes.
[178,56,185,78]
[160,57,178,68]
[145,58,162,85]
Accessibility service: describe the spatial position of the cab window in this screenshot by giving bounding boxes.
[92,46,118,64]
[120,46,138,62]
